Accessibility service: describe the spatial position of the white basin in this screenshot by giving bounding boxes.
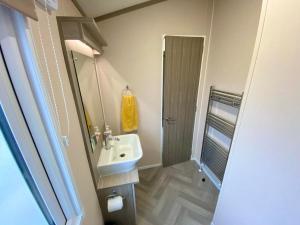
[97,134,143,176]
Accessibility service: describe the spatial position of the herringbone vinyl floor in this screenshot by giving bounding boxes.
[136,161,219,225]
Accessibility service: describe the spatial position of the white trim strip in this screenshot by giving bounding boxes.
[191,158,221,190]
[201,164,221,190]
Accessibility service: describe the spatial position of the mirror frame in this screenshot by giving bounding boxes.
[57,16,106,190]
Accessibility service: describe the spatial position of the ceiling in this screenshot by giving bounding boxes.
[76,0,150,18]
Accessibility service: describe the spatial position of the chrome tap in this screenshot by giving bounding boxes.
[103,125,119,150]
[103,125,112,150]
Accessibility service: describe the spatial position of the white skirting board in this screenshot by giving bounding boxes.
[138,163,162,170]
[191,157,201,167]
[201,164,221,190]
[191,158,221,190]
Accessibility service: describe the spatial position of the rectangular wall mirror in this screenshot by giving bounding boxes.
[71,51,106,151]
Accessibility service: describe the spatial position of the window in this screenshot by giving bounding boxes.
[0,108,55,225]
[0,6,83,224]
[0,47,66,224]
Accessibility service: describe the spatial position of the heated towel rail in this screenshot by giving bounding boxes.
[200,86,243,189]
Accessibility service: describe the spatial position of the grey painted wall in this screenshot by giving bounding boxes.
[213,1,300,224]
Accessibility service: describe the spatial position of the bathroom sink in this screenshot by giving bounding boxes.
[97,134,143,176]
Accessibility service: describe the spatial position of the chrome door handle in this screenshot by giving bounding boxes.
[164,117,176,122]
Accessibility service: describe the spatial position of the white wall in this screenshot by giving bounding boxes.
[213,0,300,224]
[192,0,262,161]
[28,1,103,224]
[97,0,213,167]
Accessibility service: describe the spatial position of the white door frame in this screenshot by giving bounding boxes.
[0,50,66,225]
[0,6,83,225]
[160,34,206,164]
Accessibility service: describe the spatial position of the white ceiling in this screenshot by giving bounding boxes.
[76,0,150,18]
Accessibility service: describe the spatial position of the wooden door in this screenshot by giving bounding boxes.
[163,36,204,166]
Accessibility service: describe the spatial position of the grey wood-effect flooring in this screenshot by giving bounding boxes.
[136,161,219,225]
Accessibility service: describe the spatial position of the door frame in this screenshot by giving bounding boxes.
[0,49,66,224]
[0,6,83,224]
[160,34,206,165]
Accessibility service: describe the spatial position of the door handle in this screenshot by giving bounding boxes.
[164,117,176,123]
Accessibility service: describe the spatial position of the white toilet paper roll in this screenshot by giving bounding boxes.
[107,196,123,213]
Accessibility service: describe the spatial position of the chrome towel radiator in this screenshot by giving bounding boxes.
[200,86,243,189]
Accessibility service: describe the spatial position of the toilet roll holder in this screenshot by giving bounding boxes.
[106,191,126,200]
